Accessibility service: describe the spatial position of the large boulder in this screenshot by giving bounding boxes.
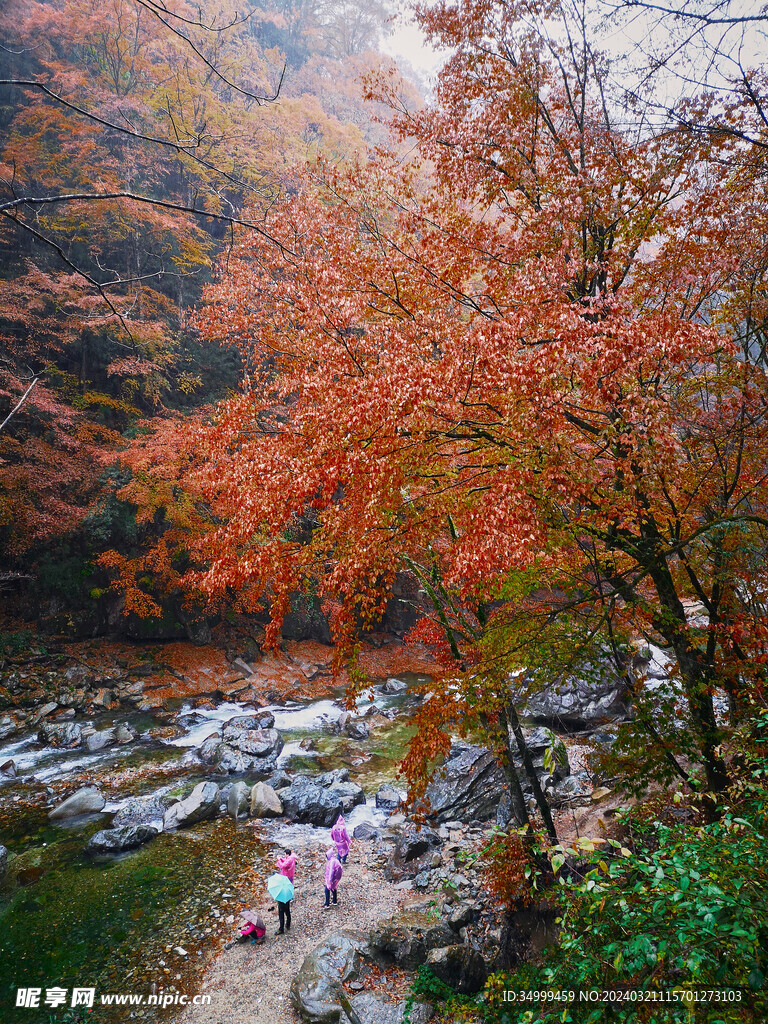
[345,719,369,740]
[381,678,408,695]
[38,721,83,749]
[85,823,159,855]
[227,781,251,819]
[384,829,441,883]
[423,744,505,823]
[250,782,283,818]
[375,786,402,811]
[49,787,105,820]
[290,930,370,1024]
[0,714,23,741]
[281,773,365,825]
[316,770,366,811]
[215,745,278,776]
[327,782,366,813]
[163,782,220,830]
[346,993,433,1024]
[196,734,223,763]
[269,769,293,791]
[281,778,344,826]
[221,718,283,757]
[84,727,117,752]
[368,921,426,970]
[380,570,428,638]
[426,945,487,994]
[112,794,166,829]
[353,822,379,841]
[519,664,630,732]
[115,722,139,745]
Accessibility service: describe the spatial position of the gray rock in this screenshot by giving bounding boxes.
[384,829,441,883]
[85,727,117,752]
[215,744,278,776]
[49,786,105,820]
[290,930,370,1023]
[250,782,283,818]
[423,923,455,950]
[281,778,346,827]
[0,715,22,740]
[33,701,59,722]
[318,769,350,787]
[196,734,222,762]
[38,720,83,749]
[328,781,366,813]
[112,794,167,828]
[346,993,432,1024]
[548,772,592,805]
[447,902,475,930]
[368,921,427,969]
[221,722,283,758]
[381,678,408,695]
[0,758,16,778]
[115,722,138,745]
[268,769,293,791]
[512,728,570,783]
[519,664,629,731]
[345,719,370,740]
[227,781,251,819]
[163,782,220,829]
[353,822,379,841]
[426,945,487,994]
[375,786,402,811]
[85,823,159,855]
[423,744,505,823]
[0,844,7,880]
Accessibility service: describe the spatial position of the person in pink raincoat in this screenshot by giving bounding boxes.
[330,809,350,863]
[276,848,296,882]
[323,847,343,908]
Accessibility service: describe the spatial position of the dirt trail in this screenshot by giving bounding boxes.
[176,840,405,1024]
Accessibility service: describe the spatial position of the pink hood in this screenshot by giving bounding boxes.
[324,848,343,889]
[331,815,351,857]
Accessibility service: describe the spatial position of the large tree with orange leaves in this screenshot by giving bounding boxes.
[102,0,768,818]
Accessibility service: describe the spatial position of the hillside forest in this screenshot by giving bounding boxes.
[1,0,768,1023]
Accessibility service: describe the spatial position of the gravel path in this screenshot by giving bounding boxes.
[176,839,405,1024]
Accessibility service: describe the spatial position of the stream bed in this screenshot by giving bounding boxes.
[0,673,427,1022]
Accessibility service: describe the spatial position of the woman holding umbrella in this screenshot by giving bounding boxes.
[267,870,294,935]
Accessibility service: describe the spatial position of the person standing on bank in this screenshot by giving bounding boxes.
[323,847,343,908]
[274,847,295,934]
[267,869,294,935]
[276,848,296,882]
[331,808,350,863]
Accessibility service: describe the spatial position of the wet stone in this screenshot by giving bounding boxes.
[49,787,105,820]
[86,823,159,855]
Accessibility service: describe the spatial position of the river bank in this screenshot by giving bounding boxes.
[0,633,438,1022]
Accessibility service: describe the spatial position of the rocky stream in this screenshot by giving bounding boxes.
[0,637,638,1024]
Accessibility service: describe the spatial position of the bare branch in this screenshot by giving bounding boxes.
[0,376,41,433]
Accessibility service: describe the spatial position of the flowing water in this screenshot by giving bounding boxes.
[0,674,426,1022]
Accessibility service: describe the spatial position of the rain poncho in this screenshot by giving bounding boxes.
[330,815,351,859]
[324,848,343,890]
[276,852,296,882]
[238,911,266,938]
